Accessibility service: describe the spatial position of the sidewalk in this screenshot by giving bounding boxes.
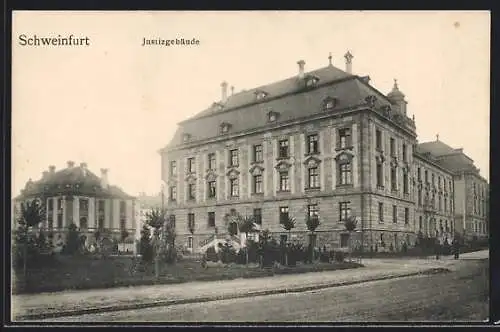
[12,250,488,321]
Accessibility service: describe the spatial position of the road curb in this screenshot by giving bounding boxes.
[15,267,450,321]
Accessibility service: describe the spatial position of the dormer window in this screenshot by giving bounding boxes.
[220,122,231,134]
[305,76,319,88]
[182,133,191,143]
[268,110,279,122]
[365,95,377,106]
[255,90,268,100]
[212,102,224,111]
[322,97,338,111]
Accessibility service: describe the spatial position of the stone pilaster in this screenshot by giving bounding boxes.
[88,197,96,229]
[299,134,305,193]
[247,145,252,197]
[331,128,337,189]
[319,130,325,190]
[352,123,359,188]
[272,138,278,195]
[290,134,296,194]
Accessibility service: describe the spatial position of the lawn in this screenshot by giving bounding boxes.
[12,255,363,294]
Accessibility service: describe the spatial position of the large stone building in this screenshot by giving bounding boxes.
[416,140,489,239]
[13,161,137,244]
[159,52,488,252]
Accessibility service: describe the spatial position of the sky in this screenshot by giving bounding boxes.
[12,11,490,196]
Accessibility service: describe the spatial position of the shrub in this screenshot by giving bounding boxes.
[334,251,345,263]
[319,251,330,263]
[219,242,238,264]
[205,246,218,262]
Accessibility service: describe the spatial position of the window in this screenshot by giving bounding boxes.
[417,167,421,181]
[279,206,289,224]
[79,199,89,213]
[57,214,63,229]
[170,186,177,201]
[378,202,384,222]
[120,201,126,215]
[279,172,290,191]
[308,167,320,189]
[404,208,409,224]
[375,129,382,150]
[307,134,319,154]
[188,236,193,249]
[208,181,216,198]
[208,153,216,170]
[230,149,239,167]
[119,219,125,232]
[268,112,277,122]
[308,204,319,221]
[98,216,104,230]
[208,212,215,227]
[188,183,196,200]
[432,173,436,187]
[253,175,263,194]
[98,200,105,212]
[391,167,397,191]
[340,234,350,248]
[48,215,53,230]
[418,190,422,206]
[444,197,447,212]
[390,137,395,156]
[376,163,383,188]
[253,144,263,163]
[425,170,429,183]
[169,215,176,228]
[230,178,239,197]
[445,220,449,233]
[439,196,442,211]
[324,99,336,111]
[58,198,64,211]
[402,143,407,162]
[419,216,422,230]
[48,199,54,211]
[188,213,195,230]
[393,205,397,223]
[339,128,352,149]
[339,202,351,222]
[187,158,195,173]
[403,170,409,194]
[279,139,289,158]
[438,176,442,190]
[306,77,317,87]
[253,208,262,225]
[170,161,177,176]
[339,162,352,185]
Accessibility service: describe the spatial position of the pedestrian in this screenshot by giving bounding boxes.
[435,237,440,260]
[453,238,460,259]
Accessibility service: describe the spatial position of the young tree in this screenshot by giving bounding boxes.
[16,199,46,277]
[145,208,167,277]
[344,215,357,262]
[306,215,321,263]
[281,216,296,266]
[238,215,257,265]
[139,224,153,262]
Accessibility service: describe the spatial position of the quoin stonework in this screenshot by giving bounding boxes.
[159,51,489,253]
[13,161,137,245]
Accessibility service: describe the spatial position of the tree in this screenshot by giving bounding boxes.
[139,224,153,262]
[144,207,167,277]
[306,215,321,263]
[344,215,357,262]
[238,215,257,265]
[64,223,81,255]
[16,199,46,277]
[164,218,177,264]
[281,216,296,266]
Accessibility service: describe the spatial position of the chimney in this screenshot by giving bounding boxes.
[42,171,49,179]
[80,162,88,176]
[49,165,56,173]
[344,51,354,74]
[221,81,228,103]
[297,60,305,79]
[231,86,235,96]
[67,160,75,168]
[100,168,109,188]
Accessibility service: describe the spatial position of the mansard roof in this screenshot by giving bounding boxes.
[16,165,134,201]
[161,64,412,152]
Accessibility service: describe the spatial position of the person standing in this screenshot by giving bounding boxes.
[452,238,460,259]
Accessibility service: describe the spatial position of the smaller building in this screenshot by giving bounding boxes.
[13,161,137,246]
